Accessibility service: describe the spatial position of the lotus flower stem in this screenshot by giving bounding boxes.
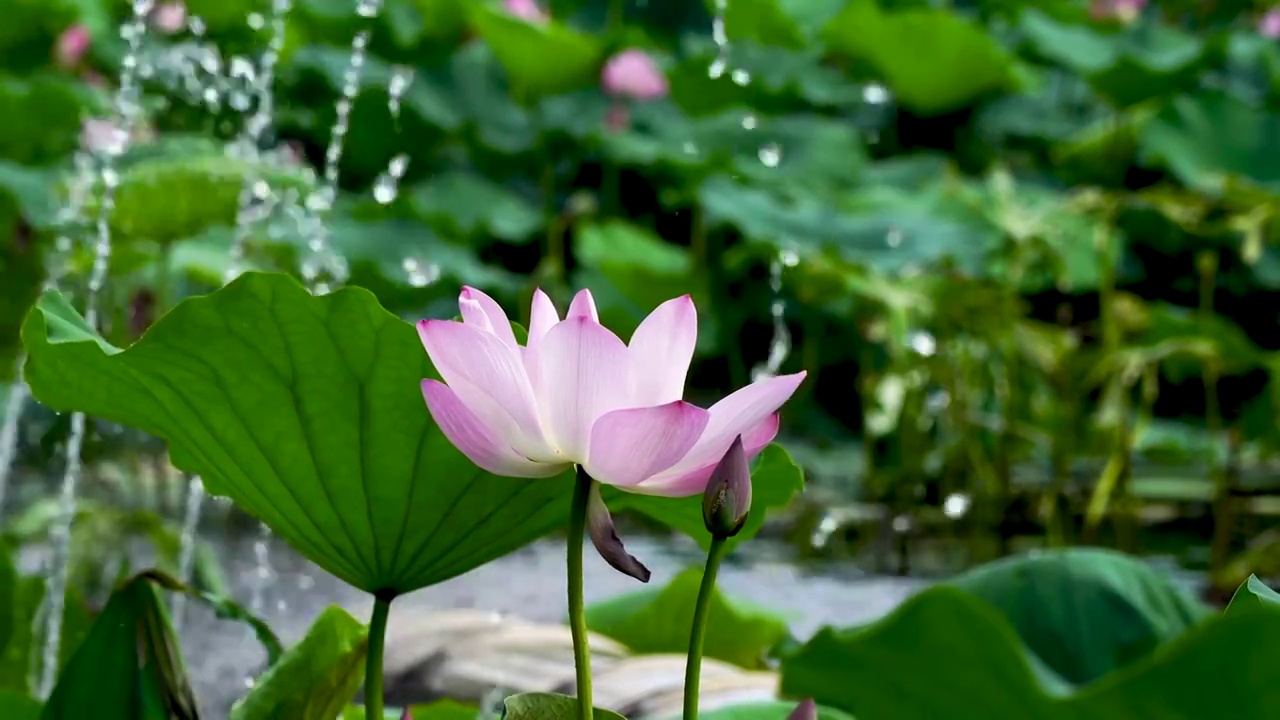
[683,536,728,720]
[365,593,394,720]
[567,466,595,720]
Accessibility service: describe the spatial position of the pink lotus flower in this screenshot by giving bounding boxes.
[601,49,669,101]
[504,0,547,23]
[152,2,188,34]
[417,287,804,497]
[1262,9,1280,39]
[54,25,91,69]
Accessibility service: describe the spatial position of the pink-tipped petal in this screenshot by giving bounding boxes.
[633,372,803,496]
[417,320,553,459]
[586,483,651,582]
[459,286,518,348]
[566,289,599,322]
[585,401,710,487]
[529,317,630,460]
[421,380,564,478]
[527,288,560,347]
[630,413,778,496]
[629,295,697,406]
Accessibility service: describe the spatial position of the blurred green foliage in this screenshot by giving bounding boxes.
[5,0,1280,582]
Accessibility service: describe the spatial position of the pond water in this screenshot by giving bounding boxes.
[175,532,927,716]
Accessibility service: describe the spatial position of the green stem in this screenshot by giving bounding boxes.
[683,537,728,720]
[365,593,393,720]
[568,467,594,720]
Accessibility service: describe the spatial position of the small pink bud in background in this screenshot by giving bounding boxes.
[1261,9,1280,39]
[1089,0,1146,23]
[54,25,91,69]
[152,2,188,34]
[504,0,548,23]
[788,699,817,720]
[602,49,669,101]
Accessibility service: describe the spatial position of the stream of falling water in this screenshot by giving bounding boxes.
[0,153,95,519]
[170,475,205,626]
[37,0,154,700]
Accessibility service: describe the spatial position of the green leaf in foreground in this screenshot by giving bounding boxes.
[141,570,284,666]
[606,444,803,553]
[678,701,854,720]
[21,272,575,595]
[231,606,368,720]
[42,574,197,720]
[501,693,627,720]
[1225,574,1280,615]
[948,548,1209,684]
[584,567,790,669]
[780,585,1280,720]
[340,699,479,719]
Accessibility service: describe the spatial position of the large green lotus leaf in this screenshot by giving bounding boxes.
[605,444,802,553]
[470,4,603,98]
[42,574,197,720]
[230,606,367,720]
[822,0,1014,115]
[583,566,791,669]
[948,548,1209,685]
[1138,91,1280,196]
[21,272,575,594]
[1019,11,1210,107]
[780,585,1280,720]
[1225,575,1280,615]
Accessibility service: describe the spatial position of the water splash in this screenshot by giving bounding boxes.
[709,0,729,79]
[38,0,154,700]
[0,367,30,514]
[297,13,377,292]
[170,474,205,628]
[751,247,799,381]
[388,65,414,122]
[227,0,292,280]
[0,123,99,522]
[373,153,409,204]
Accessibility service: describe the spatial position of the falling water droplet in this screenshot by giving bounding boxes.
[709,0,729,79]
[730,68,750,86]
[388,65,414,120]
[758,143,781,168]
[373,153,410,204]
[741,113,757,130]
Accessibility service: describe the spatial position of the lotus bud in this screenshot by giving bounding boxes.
[504,0,548,23]
[586,483,651,582]
[788,699,817,720]
[54,25,91,69]
[152,2,188,34]
[702,435,751,539]
[1264,10,1280,39]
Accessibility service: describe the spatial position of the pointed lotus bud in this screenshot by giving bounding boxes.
[586,483,651,582]
[54,24,91,69]
[787,699,816,720]
[702,436,751,539]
